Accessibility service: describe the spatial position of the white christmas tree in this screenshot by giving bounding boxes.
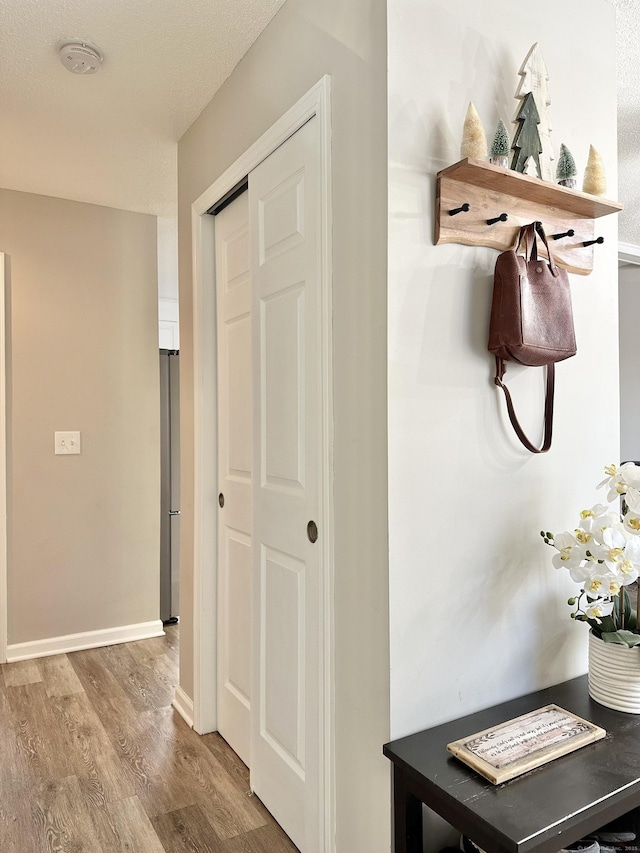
[514,43,554,181]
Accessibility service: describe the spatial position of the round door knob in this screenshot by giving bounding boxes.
[307,520,318,543]
[218,493,225,508]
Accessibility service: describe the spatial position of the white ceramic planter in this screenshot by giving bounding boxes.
[588,631,640,713]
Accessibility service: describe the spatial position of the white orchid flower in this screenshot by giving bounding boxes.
[544,463,640,633]
[617,561,639,585]
[569,562,596,585]
[624,511,640,536]
[598,464,628,502]
[593,526,628,571]
[624,486,640,515]
[620,462,640,490]
[614,537,640,585]
[574,529,592,546]
[582,597,615,622]
[551,531,585,570]
[579,505,620,547]
[584,571,623,598]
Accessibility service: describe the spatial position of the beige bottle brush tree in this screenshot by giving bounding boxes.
[583,145,606,195]
[460,102,487,159]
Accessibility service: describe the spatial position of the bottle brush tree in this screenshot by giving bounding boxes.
[460,102,487,159]
[490,119,510,157]
[556,143,577,187]
[583,145,606,196]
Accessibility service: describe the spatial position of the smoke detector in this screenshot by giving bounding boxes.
[59,40,103,75]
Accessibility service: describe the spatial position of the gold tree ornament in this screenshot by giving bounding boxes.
[583,145,606,196]
[460,102,488,159]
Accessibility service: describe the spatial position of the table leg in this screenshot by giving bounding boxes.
[392,765,423,853]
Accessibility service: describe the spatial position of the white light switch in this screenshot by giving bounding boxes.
[55,431,81,455]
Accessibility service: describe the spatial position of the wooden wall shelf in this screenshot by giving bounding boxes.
[435,158,623,275]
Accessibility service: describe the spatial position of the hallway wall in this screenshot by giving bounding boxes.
[0,188,161,647]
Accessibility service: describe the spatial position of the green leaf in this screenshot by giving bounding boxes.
[595,615,616,634]
[601,630,640,647]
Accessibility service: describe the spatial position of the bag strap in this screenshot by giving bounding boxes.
[533,221,560,277]
[512,221,560,276]
[494,357,555,453]
[512,224,537,260]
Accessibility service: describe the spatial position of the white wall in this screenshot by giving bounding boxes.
[619,263,640,462]
[388,2,618,842]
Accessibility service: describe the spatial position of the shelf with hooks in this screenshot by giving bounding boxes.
[435,158,623,275]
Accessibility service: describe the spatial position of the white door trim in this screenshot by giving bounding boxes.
[619,242,640,265]
[190,76,334,851]
[0,255,7,664]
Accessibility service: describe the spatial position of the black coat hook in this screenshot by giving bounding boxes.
[551,229,575,240]
[583,236,604,247]
[487,213,508,225]
[448,203,470,216]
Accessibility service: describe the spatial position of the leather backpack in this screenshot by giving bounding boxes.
[488,221,576,453]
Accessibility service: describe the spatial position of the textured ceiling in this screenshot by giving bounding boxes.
[0,0,286,216]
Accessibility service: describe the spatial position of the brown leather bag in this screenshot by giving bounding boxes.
[488,221,576,453]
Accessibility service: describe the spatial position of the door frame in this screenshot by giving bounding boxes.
[190,77,334,849]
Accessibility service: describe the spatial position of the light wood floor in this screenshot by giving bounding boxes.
[0,626,298,852]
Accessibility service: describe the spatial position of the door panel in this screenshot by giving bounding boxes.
[262,283,306,489]
[261,545,305,773]
[250,116,321,852]
[216,191,252,767]
[227,315,252,479]
[225,531,252,704]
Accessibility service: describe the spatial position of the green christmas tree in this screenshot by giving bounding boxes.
[490,119,510,157]
[556,143,577,187]
[511,92,542,178]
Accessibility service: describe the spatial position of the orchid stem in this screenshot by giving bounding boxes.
[620,586,625,631]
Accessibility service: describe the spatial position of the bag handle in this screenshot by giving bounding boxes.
[533,221,560,277]
[512,221,560,277]
[512,224,537,260]
[494,357,555,453]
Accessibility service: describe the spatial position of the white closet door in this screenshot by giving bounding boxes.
[216,191,252,767]
[249,116,322,852]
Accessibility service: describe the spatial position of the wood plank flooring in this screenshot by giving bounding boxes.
[0,626,298,853]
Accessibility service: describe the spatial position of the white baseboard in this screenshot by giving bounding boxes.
[6,620,165,662]
[172,686,194,728]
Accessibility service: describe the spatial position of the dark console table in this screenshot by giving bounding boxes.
[384,675,640,853]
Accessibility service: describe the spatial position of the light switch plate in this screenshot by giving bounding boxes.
[54,431,81,455]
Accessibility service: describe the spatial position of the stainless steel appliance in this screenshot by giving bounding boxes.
[160,349,180,623]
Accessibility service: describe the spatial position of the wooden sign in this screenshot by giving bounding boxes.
[447,704,606,784]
